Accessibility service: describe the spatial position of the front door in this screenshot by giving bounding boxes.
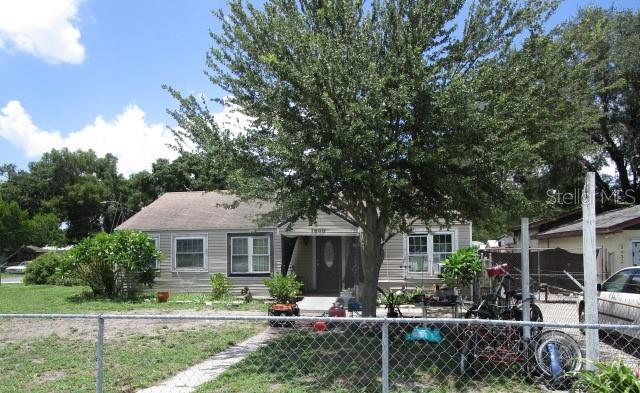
[316,237,342,293]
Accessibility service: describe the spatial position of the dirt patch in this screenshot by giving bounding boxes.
[36,370,68,383]
[0,310,265,342]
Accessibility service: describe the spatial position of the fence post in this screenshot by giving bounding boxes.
[521,218,531,340]
[381,320,389,393]
[583,172,599,370]
[96,315,104,393]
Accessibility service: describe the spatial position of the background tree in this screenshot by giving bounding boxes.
[168,0,559,316]
[551,7,640,204]
[0,200,63,259]
[0,199,29,256]
[124,152,227,212]
[0,149,125,242]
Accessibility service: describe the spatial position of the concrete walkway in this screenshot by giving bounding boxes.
[138,329,278,393]
[297,296,337,312]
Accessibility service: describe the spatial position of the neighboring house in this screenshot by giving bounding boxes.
[534,204,640,277]
[513,209,583,249]
[117,191,472,295]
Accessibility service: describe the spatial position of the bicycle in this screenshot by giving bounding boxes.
[465,264,543,327]
[459,264,582,388]
[459,321,583,388]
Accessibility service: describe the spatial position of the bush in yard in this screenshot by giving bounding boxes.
[62,230,160,298]
[24,252,67,285]
[440,247,482,289]
[573,359,640,392]
[263,272,302,304]
[210,273,232,300]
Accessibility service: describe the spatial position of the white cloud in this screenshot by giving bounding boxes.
[0,0,85,64]
[213,96,253,137]
[0,100,178,176]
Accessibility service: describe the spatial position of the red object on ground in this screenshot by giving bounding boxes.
[313,321,328,331]
[271,303,297,313]
[486,264,509,278]
[328,306,346,317]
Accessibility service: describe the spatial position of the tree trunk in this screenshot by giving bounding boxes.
[358,213,386,317]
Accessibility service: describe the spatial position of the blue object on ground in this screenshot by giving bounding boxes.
[547,342,563,378]
[404,326,444,343]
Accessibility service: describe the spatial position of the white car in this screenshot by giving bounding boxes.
[4,261,31,274]
[578,266,640,340]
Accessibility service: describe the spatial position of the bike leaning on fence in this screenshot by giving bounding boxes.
[459,264,583,388]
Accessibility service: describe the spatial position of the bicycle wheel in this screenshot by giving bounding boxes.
[532,330,582,384]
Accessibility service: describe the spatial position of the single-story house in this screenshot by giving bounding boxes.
[534,204,640,276]
[512,209,583,249]
[117,191,472,296]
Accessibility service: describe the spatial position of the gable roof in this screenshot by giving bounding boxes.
[117,191,275,231]
[536,204,640,239]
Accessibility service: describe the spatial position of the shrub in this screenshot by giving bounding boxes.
[573,359,640,392]
[62,230,160,298]
[24,252,67,285]
[263,272,302,304]
[440,247,482,288]
[210,273,232,300]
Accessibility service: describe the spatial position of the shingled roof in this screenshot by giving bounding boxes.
[117,191,275,231]
[536,204,640,239]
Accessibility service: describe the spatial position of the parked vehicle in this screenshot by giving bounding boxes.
[4,261,31,274]
[578,266,640,340]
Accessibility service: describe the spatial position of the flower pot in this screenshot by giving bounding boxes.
[156,291,170,303]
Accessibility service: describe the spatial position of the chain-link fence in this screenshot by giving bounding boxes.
[477,248,606,325]
[1,313,640,392]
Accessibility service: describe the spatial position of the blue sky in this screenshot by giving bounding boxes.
[0,0,638,176]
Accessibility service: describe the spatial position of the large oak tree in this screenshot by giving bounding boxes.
[168,0,559,316]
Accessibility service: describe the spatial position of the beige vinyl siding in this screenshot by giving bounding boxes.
[147,228,280,296]
[379,222,473,290]
[544,229,640,275]
[290,240,313,291]
[313,212,355,228]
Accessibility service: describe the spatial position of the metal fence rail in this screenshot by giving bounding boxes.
[1,313,639,393]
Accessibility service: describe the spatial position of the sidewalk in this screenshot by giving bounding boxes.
[138,329,278,393]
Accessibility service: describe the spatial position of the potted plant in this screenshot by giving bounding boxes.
[264,272,303,326]
[440,247,482,314]
[377,287,411,318]
[156,291,170,303]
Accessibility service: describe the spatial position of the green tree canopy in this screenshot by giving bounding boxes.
[0,149,125,242]
[168,0,561,315]
[550,7,640,204]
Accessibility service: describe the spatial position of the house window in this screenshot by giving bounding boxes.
[228,234,272,275]
[408,235,429,273]
[433,233,453,266]
[174,236,207,271]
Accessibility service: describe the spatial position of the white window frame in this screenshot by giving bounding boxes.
[406,234,431,274]
[230,236,271,274]
[172,235,208,272]
[150,234,160,269]
[404,230,457,277]
[432,231,455,274]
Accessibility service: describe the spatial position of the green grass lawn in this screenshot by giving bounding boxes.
[195,327,541,393]
[0,284,268,314]
[0,323,263,393]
